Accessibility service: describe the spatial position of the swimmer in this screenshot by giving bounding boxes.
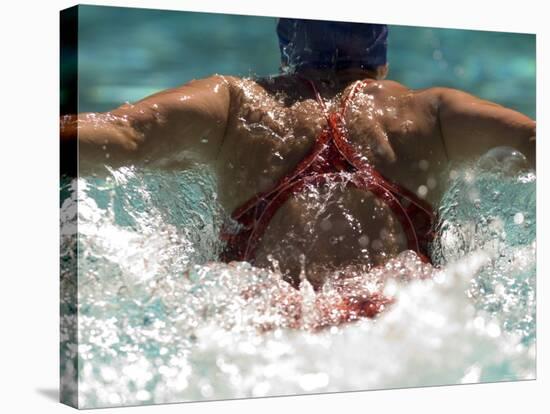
[61,19,536,290]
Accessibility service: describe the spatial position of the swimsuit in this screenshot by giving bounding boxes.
[220,77,436,265]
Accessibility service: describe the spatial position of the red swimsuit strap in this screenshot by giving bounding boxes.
[221,77,436,263]
[231,77,360,221]
[301,77,435,256]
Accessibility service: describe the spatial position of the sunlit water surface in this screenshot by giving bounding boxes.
[60,153,535,408]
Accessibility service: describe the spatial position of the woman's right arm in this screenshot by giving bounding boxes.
[60,75,234,176]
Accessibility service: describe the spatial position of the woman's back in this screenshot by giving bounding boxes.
[215,74,446,286]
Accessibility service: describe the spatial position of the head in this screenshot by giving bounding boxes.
[276,18,389,79]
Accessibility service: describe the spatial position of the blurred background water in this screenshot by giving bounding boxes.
[61,5,535,118]
[60,5,536,409]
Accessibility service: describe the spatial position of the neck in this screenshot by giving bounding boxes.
[295,67,378,86]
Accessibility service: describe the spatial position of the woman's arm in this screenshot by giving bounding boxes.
[433,87,536,168]
[60,75,234,175]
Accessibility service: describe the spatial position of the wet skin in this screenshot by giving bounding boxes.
[62,70,536,287]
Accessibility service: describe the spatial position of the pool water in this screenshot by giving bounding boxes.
[60,5,536,409]
[71,6,535,119]
[60,161,536,408]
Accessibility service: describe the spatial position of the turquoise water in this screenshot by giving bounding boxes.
[72,6,535,118]
[60,5,536,409]
[61,162,536,408]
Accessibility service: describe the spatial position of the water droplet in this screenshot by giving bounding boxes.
[427,176,437,189]
[418,160,429,171]
[417,185,428,198]
[401,120,414,133]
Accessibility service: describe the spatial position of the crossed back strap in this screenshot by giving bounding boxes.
[220,76,435,263]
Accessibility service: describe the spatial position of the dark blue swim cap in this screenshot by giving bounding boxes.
[277,18,388,72]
